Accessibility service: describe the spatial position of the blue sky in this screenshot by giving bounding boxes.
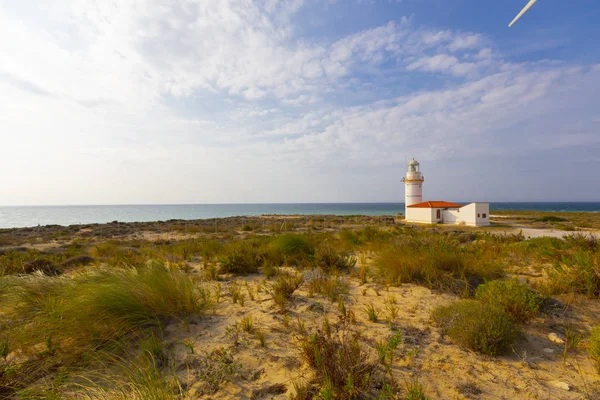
[0,0,599,205]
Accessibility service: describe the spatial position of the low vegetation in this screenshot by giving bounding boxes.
[0,262,209,397]
[305,269,349,302]
[299,322,376,399]
[269,233,314,265]
[535,216,567,223]
[271,272,303,311]
[589,325,600,374]
[544,248,600,298]
[375,235,504,295]
[475,279,542,323]
[1,214,599,398]
[432,300,519,355]
[218,239,265,274]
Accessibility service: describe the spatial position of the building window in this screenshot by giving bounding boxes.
[436,210,441,219]
[483,213,487,218]
[477,213,481,218]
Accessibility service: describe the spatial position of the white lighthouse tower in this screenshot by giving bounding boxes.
[402,158,424,216]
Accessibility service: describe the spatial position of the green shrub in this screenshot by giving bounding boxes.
[589,325,600,373]
[270,234,314,256]
[218,240,265,274]
[432,300,519,355]
[270,234,314,265]
[475,279,541,323]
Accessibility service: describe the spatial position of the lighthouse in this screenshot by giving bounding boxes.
[402,159,490,226]
[402,158,424,216]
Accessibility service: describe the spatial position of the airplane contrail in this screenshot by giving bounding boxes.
[509,0,538,27]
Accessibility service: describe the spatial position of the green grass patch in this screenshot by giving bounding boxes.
[534,216,567,223]
[269,234,314,266]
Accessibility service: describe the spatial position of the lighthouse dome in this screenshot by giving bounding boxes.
[408,158,419,166]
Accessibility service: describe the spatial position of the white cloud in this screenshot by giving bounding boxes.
[448,34,482,52]
[249,64,600,172]
[406,54,478,76]
[0,1,598,205]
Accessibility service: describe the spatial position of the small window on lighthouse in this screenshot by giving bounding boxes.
[483,213,487,218]
[477,213,481,218]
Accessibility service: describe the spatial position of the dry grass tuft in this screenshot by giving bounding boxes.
[271,272,303,311]
[375,235,504,295]
[0,262,209,396]
[299,322,376,399]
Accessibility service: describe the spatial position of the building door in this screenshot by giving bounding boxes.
[436,209,441,220]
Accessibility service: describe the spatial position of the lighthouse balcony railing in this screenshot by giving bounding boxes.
[401,176,424,182]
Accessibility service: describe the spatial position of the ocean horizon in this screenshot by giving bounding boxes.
[0,202,599,229]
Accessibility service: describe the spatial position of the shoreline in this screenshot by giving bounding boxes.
[2,203,600,230]
[2,212,600,246]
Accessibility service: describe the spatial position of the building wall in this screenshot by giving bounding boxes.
[406,204,490,226]
[405,207,435,224]
[442,209,460,224]
[459,203,490,226]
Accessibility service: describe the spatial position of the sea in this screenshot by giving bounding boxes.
[0,202,599,229]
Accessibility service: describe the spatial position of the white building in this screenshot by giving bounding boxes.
[402,159,490,226]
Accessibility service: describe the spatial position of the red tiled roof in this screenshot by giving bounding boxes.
[407,201,463,209]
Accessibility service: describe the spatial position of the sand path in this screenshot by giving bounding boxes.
[497,226,600,239]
